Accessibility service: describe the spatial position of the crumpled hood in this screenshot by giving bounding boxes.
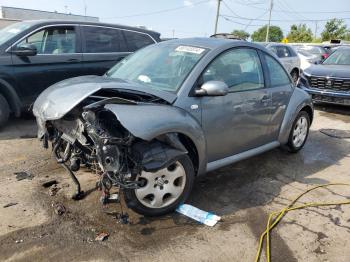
[33,75,177,121]
[304,64,350,78]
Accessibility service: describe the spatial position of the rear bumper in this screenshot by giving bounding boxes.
[298,84,350,106]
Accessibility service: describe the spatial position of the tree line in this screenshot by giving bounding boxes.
[231,18,350,43]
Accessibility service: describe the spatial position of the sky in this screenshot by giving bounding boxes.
[1,0,350,39]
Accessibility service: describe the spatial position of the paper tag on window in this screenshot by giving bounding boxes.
[175,45,205,54]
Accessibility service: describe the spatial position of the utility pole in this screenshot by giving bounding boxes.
[214,0,222,34]
[172,29,175,39]
[265,0,273,42]
[314,21,318,39]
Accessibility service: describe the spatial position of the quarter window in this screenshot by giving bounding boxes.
[17,26,76,54]
[123,31,155,52]
[276,46,290,58]
[264,54,291,86]
[83,26,127,53]
[202,48,264,91]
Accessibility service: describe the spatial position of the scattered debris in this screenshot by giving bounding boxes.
[109,193,119,201]
[48,184,61,196]
[320,129,350,139]
[117,213,129,224]
[176,204,221,226]
[314,246,326,254]
[52,202,66,216]
[95,232,109,241]
[3,202,18,208]
[15,239,23,244]
[14,171,34,181]
[42,180,58,188]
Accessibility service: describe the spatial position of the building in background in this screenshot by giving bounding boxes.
[0,6,99,28]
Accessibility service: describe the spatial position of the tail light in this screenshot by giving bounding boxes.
[322,53,329,59]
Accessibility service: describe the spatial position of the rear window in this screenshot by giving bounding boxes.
[123,31,155,52]
[83,26,127,53]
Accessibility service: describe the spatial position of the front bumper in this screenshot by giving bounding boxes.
[298,84,350,106]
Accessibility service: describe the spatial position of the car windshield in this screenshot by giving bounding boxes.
[106,43,208,93]
[297,46,324,55]
[0,22,32,46]
[322,49,350,65]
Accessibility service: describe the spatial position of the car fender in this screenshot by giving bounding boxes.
[0,78,21,117]
[104,103,207,175]
[278,87,313,145]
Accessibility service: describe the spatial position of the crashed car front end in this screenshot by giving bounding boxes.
[33,76,189,202]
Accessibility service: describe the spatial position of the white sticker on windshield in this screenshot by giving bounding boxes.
[175,45,205,54]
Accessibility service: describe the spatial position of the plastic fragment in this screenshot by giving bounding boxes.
[176,204,221,226]
[95,232,109,241]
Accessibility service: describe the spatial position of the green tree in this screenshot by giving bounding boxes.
[251,25,283,42]
[321,18,347,41]
[231,29,250,40]
[287,24,313,43]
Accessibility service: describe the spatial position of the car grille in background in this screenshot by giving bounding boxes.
[308,76,350,92]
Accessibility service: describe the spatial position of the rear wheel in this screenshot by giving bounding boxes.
[0,94,10,128]
[124,155,195,216]
[286,111,310,153]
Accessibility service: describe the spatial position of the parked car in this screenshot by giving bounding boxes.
[260,43,301,83]
[0,20,160,126]
[296,50,320,71]
[292,44,329,61]
[298,46,350,105]
[33,38,313,216]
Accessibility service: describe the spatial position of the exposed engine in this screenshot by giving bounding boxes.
[41,95,187,202]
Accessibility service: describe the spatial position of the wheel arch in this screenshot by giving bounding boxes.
[0,78,21,117]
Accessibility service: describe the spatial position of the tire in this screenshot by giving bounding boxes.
[291,70,299,84]
[124,155,195,216]
[0,94,10,128]
[286,111,310,153]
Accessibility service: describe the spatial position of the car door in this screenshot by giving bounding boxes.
[199,48,272,162]
[81,25,131,76]
[262,52,294,140]
[276,45,293,73]
[10,25,83,106]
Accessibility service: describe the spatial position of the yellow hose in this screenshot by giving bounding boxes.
[254,183,350,262]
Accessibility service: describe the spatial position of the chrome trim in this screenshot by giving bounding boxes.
[80,24,157,43]
[6,23,78,53]
[305,73,350,80]
[6,23,157,53]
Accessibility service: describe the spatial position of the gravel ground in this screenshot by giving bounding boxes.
[0,104,349,262]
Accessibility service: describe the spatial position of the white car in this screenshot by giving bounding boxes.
[263,43,301,83]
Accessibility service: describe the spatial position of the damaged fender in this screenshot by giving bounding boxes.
[104,103,207,175]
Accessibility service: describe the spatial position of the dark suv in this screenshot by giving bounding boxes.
[0,20,160,126]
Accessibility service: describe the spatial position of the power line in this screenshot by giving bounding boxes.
[221,14,350,22]
[101,0,210,19]
[228,0,350,14]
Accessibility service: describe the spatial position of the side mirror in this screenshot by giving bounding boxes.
[11,44,37,56]
[195,81,229,97]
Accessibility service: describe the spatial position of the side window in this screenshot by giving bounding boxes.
[123,31,154,52]
[276,46,290,58]
[264,54,291,86]
[202,48,264,92]
[83,26,127,53]
[17,26,76,54]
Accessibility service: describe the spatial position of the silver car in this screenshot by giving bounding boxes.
[263,43,301,83]
[33,38,313,216]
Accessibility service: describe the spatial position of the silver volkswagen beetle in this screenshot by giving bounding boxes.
[33,38,313,216]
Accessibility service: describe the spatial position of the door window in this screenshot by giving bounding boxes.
[202,48,264,92]
[17,26,76,54]
[83,26,127,53]
[276,46,290,58]
[123,31,155,52]
[264,54,291,86]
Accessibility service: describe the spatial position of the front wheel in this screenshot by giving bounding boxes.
[124,155,195,216]
[286,111,310,153]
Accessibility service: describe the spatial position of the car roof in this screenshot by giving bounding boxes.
[157,37,266,51]
[21,19,160,38]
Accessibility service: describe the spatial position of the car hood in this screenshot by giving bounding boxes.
[304,64,350,78]
[33,75,177,121]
